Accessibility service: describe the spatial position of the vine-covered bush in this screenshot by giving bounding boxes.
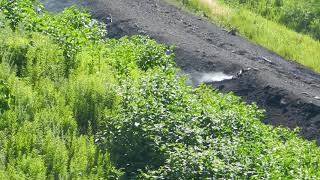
[0,0,320,179]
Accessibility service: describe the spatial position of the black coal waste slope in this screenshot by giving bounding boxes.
[43,0,320,144]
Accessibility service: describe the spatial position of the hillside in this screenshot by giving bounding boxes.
[0,0,320,179]
[82,0,320,143]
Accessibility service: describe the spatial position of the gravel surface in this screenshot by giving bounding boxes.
[43,0,320,143]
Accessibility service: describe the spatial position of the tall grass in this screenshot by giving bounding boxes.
[221,0,320,40]
[168,0,320,72]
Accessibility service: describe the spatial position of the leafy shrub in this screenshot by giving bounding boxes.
[0,0,107,75]
[105,68,320,179]
[104,36,176,77]
[130,36,175,71]
[41,6,107,72]
[0,0,43,30]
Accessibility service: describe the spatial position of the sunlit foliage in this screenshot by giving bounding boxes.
[0,0,320,179]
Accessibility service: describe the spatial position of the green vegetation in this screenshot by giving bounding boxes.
[170,0,320,72]
[223,0,320,40]
[0,0,320,179]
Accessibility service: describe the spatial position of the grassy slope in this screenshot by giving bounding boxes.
[167,0,320,72]
[220,0,320,40]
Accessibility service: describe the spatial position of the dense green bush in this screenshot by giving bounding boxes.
[0,0,43,30]
[1,0,320,179]
[0,0,106,75]
[222,0,320,40]
[106,67,320,179]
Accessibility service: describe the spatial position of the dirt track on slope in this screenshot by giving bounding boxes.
[43,0,320,143]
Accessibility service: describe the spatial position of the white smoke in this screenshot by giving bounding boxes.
[185,71,234,86]
[199,72,233,83]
